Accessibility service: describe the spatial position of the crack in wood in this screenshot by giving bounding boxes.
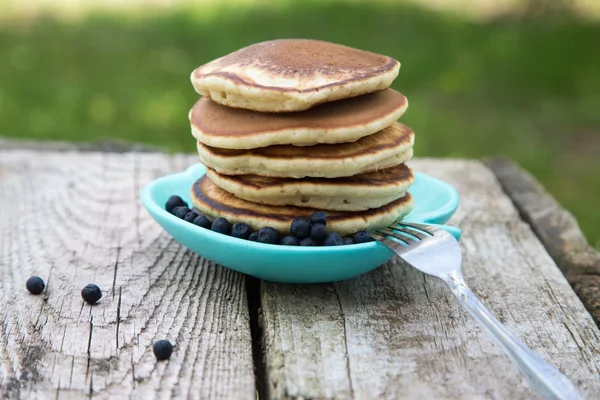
[116,286,122,349]
[112,246,121,299]
[333,284,355,400]
[246,276,267,400]
[86,316,94,378]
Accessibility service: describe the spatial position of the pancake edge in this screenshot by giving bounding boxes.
[206,167,414,200]
[214,191,408,212]
[189,98,408,149]
[190,177,414,235]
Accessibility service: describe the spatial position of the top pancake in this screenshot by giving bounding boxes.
[190,39,400,112]
[190,89,408,149]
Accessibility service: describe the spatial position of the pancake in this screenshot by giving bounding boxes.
[190,90,408,149]
[197,122,414,178]
[191,175,414,236]
[206,164,414,211]
[190,39,400,112]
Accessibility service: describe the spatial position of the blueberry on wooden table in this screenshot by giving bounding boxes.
[309,211,327,226]
[257,227,280,244]
[353,231,371,244]
[165,195,187,214]
[173,206,192,219]
[323,233,344,246]
[280,235,300,246]
[81,284,102,305]
[153,340,173,361]
[290,218,311,239]
[211,218,231,235]
[192,214,211,229]
[26,276,45,294]
[300,237,317,246]
[310,223,327,244]
[231,222,251,239]
[183,211,199,223]
[248,232,259,241]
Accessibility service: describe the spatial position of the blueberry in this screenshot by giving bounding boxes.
[300,237,317,246]
[184,211,199,223]
[81,284,102,305]
[165,195,187,213]
[310,223,327,244]
[248,232,259,241]
[280,235,300,246]
[26,276,45,294]
[309,211,327,226]
[257,227,280,244]
[290,218,311,239]
[231,222,251,239]
[153,340,173,361]
[343,237,354,245]
[353,231,371,244]
[174,206,192,219]
[323,233,344,246]
[192,214,211,229]
[211,218,231,235]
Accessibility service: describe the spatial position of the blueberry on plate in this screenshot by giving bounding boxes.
[353,231,371,244]
[257,227,280,244]
[280,235,300,246]
[300,237,317,246]
[184,211,199,223]
[211,218,231,235]
[231,222,251,239]
[309,211,327,226]
[26,276,45,294]
[165,195,187,214]
[248,232,259,241]
[192,214,211,229]
[81,284,102,305]
[343,237,354,245]
[323,233,344,246]
[173,206,192,219]
[290,218,311,239]
[153,340,173,361]
[310,223,327,243]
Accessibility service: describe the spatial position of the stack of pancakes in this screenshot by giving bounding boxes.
[188,39,415,236]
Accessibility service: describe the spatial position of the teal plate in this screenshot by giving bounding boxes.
[141,164,460,283]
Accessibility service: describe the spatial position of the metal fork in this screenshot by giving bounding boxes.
[371,222,582,400]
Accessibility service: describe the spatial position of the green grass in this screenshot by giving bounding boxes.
[1,1,599,248]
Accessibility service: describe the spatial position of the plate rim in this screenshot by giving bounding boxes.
[140,164,460,254]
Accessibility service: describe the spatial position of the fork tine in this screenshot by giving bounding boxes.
[371,232,405,249]
[376,228,416,245]
[387,225,428,240]
[397,222,441,234]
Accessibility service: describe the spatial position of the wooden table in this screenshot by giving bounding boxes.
[1,142,600,399]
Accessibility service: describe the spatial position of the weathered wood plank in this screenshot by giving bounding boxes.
[0,150,256,399]
[487,158,600,326]
[261,158,600,400]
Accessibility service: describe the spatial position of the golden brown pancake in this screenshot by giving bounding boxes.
[196,121,415,178]
[190,175,414,236]
[190,39,400,112]
[190,90,408,149]
[206,164,414,211]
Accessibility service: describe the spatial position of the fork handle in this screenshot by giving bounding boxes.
[442,272,582,400]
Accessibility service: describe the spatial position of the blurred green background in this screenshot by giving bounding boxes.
[1,0,599,248]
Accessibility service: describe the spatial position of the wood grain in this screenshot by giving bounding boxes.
[487,158,600,326]
[0,150,256,399]
[261,159,600,400]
